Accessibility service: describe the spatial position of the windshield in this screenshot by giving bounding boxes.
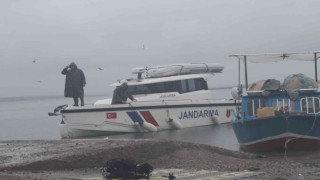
[127,78,208,95]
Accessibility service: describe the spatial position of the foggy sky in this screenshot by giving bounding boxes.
[1,0,320,98]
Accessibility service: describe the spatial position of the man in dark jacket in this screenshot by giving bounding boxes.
[111,79,136,104]
[62,62,86,106]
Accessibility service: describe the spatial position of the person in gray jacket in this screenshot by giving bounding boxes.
[111,79,136,104]
[62,62,86,106]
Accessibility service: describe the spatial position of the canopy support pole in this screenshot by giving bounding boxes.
[244,56,248,90]
[238,58,241,89]
[315,52,318,82]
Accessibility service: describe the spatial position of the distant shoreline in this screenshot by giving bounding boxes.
[0,86,237,102]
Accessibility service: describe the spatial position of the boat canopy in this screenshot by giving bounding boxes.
[230,51,320,90]
[230,51,320,63]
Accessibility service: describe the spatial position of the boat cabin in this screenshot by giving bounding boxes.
[126,76,208,96]
[95,63,224,105]
[242,90,320,120]
[124,63,222,96]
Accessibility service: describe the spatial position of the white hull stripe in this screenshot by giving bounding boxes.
[241,132,320,146]
[61,103,239,113]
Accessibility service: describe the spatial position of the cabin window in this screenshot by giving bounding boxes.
[301,97,320,114]
[127,78,207,95]
[127,84,149,94]
[247,98,266,116]
[195,78,208,90]
[187,79,196,91]
[271,98,295,113]
[181,80,188,93]
[181,78,207,93]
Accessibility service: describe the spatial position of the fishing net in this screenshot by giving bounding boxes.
[283,73,318,90]
[247,79,281,91]
[247,80,266,91]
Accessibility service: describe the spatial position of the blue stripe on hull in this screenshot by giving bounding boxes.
[127,111,144,124]
[232,115,320,151]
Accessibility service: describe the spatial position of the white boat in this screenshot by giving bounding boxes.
[50,63,239,138]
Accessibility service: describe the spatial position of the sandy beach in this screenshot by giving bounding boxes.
[0,139,320,179]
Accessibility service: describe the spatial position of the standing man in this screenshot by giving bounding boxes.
[111,79,137,104]
[62,62,86,106]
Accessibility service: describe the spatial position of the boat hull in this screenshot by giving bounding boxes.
[60,100,238,138]
[232,115,320,151]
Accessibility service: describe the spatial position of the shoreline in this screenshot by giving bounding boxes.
[0,139,320,179]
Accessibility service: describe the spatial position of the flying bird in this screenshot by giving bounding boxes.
[97,67,103,71]
[32,59,37,63]
[37,80,43,83]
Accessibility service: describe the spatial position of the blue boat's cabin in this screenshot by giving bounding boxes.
[241,90,320,120]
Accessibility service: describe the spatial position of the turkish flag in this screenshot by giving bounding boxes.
[106,112,117,119]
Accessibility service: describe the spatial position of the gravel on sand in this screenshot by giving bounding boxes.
[0,139,320,179]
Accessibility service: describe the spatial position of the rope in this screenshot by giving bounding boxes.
[204,63,209,73]
[283,112,318,159]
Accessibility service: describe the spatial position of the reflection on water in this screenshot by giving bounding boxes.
[103,123,240,151]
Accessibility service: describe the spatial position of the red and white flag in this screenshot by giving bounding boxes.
[106,112,117,119]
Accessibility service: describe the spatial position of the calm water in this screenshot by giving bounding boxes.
[0,93,239,151]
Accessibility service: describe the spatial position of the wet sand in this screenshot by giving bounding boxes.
[0,139,320,179]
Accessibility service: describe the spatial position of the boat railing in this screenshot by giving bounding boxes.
[127,97,236,105]
[300,96,320,114]
[246,88,319,95]
[243,95,320,120]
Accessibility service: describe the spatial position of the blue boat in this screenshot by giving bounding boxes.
[230,52,320,152]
